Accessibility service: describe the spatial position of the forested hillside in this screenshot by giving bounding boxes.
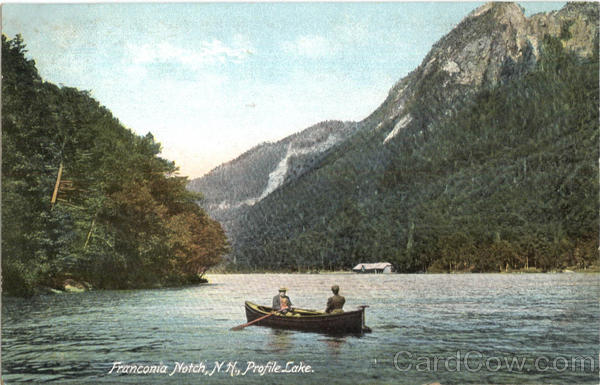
[204,3,598,273]
[2,35,228,296]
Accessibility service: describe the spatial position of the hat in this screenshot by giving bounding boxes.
[279,287,287,292]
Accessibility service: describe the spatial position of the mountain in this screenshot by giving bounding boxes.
[189,2,599,272]
[188,120,359,248]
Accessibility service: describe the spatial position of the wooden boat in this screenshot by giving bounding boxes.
[244,301,371,334]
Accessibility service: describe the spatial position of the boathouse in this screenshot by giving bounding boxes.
[352,262,393,274]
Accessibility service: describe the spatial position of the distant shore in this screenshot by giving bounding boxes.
[8,266,597,298]
[208,265,600,275]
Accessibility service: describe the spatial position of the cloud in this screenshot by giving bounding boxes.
[282,35,334,58]
[335,15,370,45]
[128,39,253,70]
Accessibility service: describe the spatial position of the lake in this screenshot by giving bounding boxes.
[2,273,599,384]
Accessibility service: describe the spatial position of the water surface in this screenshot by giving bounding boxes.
[2,273,598,384]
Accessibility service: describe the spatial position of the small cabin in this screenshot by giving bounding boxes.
[352,262,393,274]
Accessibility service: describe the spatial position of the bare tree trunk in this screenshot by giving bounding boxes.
[51,160,64,209]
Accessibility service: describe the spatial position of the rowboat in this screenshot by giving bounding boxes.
[244,301,371,334]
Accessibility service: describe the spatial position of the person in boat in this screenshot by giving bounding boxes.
[325,285,345,314]
[273,287,293,314]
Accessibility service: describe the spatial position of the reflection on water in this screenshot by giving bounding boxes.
[2,273,599,384]
[268,327,346,358]
[320,337,346,357]
[268,329,293,353]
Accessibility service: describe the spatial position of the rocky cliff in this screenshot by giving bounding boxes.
[368,2,598,146]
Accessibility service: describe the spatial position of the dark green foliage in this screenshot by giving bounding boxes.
[387,34,599,272]
[2,35,228,296]
[234,35,598,272]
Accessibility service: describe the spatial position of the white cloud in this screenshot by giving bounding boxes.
[282,35,334,58]
[335,15,370,45]
[128,39,253,70]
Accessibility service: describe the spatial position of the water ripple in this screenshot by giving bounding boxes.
[2,273,599,384]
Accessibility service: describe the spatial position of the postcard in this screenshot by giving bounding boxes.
[1,2,598,384]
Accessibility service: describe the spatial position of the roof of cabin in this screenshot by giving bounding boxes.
[352,262,392,270]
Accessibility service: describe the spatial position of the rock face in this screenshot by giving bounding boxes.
[63,279,91,293]
[38,278,92,294]
[529,2,599,57]
[369,2,598,144]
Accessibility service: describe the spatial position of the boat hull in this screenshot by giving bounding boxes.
[244,301,370,334]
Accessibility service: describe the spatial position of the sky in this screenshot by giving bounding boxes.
[2,2,564,178]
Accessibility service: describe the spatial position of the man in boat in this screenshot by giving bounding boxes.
[272,287,293,314]
[325,285,345,314]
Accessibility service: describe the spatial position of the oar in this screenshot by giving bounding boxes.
[231,312,275,331]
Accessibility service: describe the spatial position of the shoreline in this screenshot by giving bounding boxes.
[4,268,597,298]
[208,266,600,275]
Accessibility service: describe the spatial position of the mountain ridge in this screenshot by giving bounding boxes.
[189,2,599,272]
[188,119,359,234]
